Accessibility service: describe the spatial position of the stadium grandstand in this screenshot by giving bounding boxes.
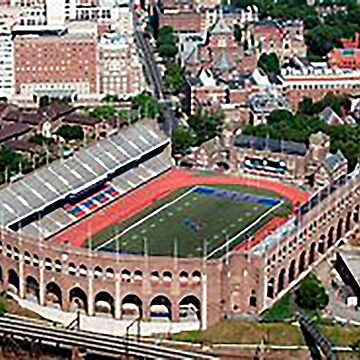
[0,120,172,239]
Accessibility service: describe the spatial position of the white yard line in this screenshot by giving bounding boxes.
[206,201,283,259]
[95,187,197,251]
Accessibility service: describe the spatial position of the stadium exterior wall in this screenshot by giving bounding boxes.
[0,171,359,327]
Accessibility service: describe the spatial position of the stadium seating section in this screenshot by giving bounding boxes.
[0,121,172,239]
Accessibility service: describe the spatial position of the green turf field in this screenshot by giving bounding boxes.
[91,184,290,258]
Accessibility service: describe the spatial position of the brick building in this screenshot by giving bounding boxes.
[13,24,98,103]
[280,61,360,111]
[98,32,145,98]
[159,10,204,33]
[251,19,307,63]
[328,33,360,70]
[183,131,348,191]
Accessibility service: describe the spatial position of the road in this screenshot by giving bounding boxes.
[0,315,217,359]
[134,30,177,135]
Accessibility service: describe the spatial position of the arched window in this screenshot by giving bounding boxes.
[162,271,172,282]
[44,257,52,271]
[68,262,76,275]
[94,266,103,279]
[134,270,143,281]
[33,254,40,267]
[121,269,131,282]
[105,267,114,278]
[24,251,31,265]
[54,259,62,273]
[79,264,88,277]
[151,271,159,281]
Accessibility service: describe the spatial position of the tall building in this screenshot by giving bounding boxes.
[0,10,16,99]
[98,32,145,97]
[13,23,98,103]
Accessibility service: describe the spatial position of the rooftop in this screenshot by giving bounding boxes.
[234,134,307,157]
[0,123,31,143]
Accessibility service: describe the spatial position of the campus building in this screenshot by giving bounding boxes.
[98,32,146,98]
[13,23,98,103]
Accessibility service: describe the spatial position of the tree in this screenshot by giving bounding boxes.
[163,62,186,94]
[295,274,329,311]
[305,25,342,58]
[158,26,174,39]
[0,297,7,316]
[91,105,117,120]
[297,97,315,116]
[267,109,293,124]
[56,125,84,141]
[131,91,159,119]
[39,95,50,107]
[233,24,242,43]
[257,52,280,75]
[29,134,51,146]
[158,44,178,59]
[313,93,350,116]
[156,26,178,59]
[102,94,120,103]
[188,110,223,145]
[171,126,197,155]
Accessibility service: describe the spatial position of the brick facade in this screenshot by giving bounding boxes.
[0,170,359,327]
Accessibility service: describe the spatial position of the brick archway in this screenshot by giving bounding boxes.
[69,286,88,313]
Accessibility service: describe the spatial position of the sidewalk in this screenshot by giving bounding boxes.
[9,294,200,337]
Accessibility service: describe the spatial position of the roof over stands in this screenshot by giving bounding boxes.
[0,120,169,227]
[234,134,307,157]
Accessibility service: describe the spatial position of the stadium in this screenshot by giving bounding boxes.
[0,120,359,328]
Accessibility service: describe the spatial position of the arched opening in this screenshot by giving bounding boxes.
[288,259,296,284]
[346,212,352,233]
[336,219,343,241]
[318,235,325,254]
[94,266,103,279]
[46,282,62,308]
[69,287,88,313]
[309,242,316,265]
[267,278,274,299]
[79,264,88,277]
[25,276,40,303]
[121,269,131,282]
[277,269,286,294]
[179,271,189,284]
[162,271,172,282]
[192,270,201,283]
[105,267,114,278]
[134,270,143,282]
[150,295,172,321]
[151,271,160,282]
[298,251,306,275]
[328,227,334,249]
[179,295,201,322]
[7,269,19,294]
[0,264,3,283]
[121,294,143,320]
[24,251,31,265]
[354,205,359,223]
[94,291,115,317]
[44,257,52,271]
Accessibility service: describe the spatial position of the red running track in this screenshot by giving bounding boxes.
[51,169,309,248]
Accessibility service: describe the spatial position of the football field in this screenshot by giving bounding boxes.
[91,184,287,258]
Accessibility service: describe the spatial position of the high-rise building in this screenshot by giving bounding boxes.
[98,32,145,97]
[13,22,98,103]
[0,29,14,99]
